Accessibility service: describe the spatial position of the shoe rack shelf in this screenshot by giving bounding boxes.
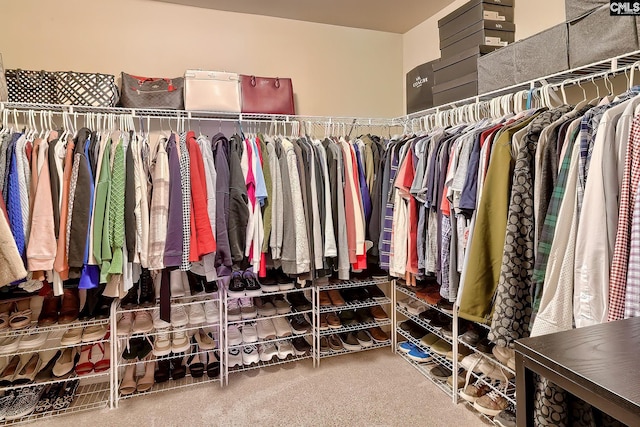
[223,284,317,384]
[313,278,392,366]
[396,351,455,397]
[2,334,110,361]
[0,370,110,395]
[395,306,452,344]
[2,381,111,426]
[395,284,454,319]
[0,318,110,338]
[317,319,392,336]
[229,353,313,374]
[117,373,221,401]
[112,288,223,407]
[395,326,455,372]
[319,340,391,359]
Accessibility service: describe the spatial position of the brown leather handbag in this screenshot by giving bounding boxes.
[240,75,295,115]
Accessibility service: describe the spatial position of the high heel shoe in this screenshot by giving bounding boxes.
[136,358,155,392]
[0,355,21,385]
[154,359,170,383]
[206,351,220,378]
[36,350,61,381]
[119,364,137,396]
[94,333,111,373]
[13,353,41,385]
[74,344,95,375]
[186,341,204,378]
[53,347,78,377]
[171,354,186,380]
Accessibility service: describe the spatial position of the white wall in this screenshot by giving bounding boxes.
[402,0,567,112]
[0,0,404,118]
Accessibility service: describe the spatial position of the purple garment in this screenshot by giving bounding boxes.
[163,134,183,267]
[212,133,232,277]
[79,135,98,289]
[354,146,372,222]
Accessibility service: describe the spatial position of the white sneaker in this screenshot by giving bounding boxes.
[228,348,242,368]
[256,318,277,340]
[153,329,172,356]
[239,297,257,320]
[272,316,292,338]
[171,327,190,353]
[171,306,189,327]
[258,342,278,362]
[227,325,243,346]
[204,301,220,323]
[187,303,206,325]
[397,298,412,310]
[276,340,295,359]
[227,299,242,322]
[242,345,259,365]
[242,323,258,343]
[152,308,171,329]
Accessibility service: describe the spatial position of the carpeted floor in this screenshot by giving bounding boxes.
[39,349,487,426]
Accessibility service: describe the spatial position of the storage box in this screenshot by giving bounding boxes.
[433,46,484,86]
[440,18,515,43]
[432,72,478,106]
[438,0,514,28]
[515,23,569,84]
[568,6,639,68]
[441,29,514,57]
[406,60,438,114]
[565,0,607,21]
[477,44,516,94]
[440,20,515,49]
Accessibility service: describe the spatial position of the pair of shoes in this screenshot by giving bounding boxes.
[474,390,509,417]
[286,292,312,311]
[120,358,156,395]
[289,314,312,334]
[319,289,345,307]
[120,268,155,308]
[61,324,108,345]
[227,270,263,298]
[0,354,42,385]
[117,311,154,336]
[153,327,190,356]
[398,341,431,362]
[34,380,78,413]
[399,320,428,339]
[492,345,516,371]
[74,334,111,375]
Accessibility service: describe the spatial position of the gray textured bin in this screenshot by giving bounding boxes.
[569,6,638,68]
[515,23,569,84]
[565,0,607,22]
[477,44,516,94]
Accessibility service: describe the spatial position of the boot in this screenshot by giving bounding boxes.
[38,290,60,326]
[138,269,155,308]
[169,270,185,298]
[185,271,204,296]
[78,287,101,321]
[59,288,80,324]
[120,282,139,309]
[95,294,114,320]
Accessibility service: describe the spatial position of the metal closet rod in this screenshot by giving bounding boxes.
[0,102,402,127]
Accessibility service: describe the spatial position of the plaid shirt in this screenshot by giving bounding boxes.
[625,184,640,318]
[609,114,640,320]
[531,143,573,318]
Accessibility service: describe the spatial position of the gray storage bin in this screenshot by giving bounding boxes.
[477,44,517,94]
[565,0,607,22]
[433,47,483,86]
[515,23,569,83]
[568,6,639,68]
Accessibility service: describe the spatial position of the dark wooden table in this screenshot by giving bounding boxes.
[514,317,640,427]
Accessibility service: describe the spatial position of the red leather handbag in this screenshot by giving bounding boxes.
[240,75,295,115]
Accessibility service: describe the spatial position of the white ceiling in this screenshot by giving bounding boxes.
[153,0,455,33]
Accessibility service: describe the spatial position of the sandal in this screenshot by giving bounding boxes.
[186,341,204,378]
[74,345,94,375]
[171,354,186,380]
[94,335,111,373]
[136,358,155,393]
[154,359,170,383]
[119,364,137,396]
[9,309,33,329]
[206,351,220,378]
